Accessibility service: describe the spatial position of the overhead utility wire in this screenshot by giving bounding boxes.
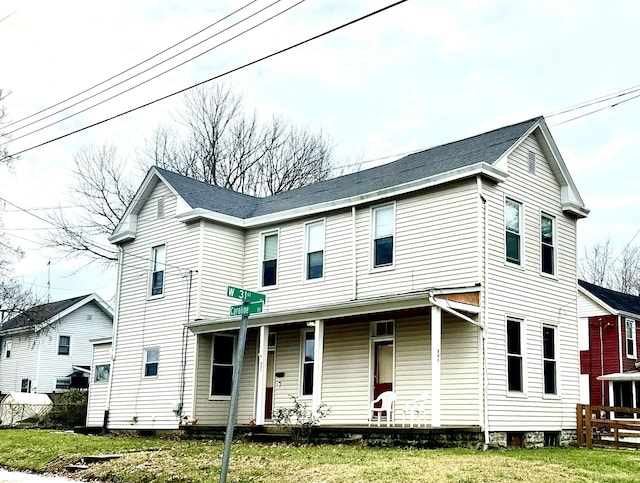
[3,0,259,131]
[545,83,640,118]
[1,0,408,162]
[550,91,640,127]
[1,0,296,145]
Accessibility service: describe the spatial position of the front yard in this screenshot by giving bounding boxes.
[0,430,639,482]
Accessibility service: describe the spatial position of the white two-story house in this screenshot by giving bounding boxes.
[92,117,588,445]
[0,294,113,395]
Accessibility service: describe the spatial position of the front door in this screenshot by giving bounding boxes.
[265,350,275,419]
[374,340,394,399]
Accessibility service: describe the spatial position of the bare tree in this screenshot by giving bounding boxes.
[579,238,640,295]
[47,83,340,264]
[0,236,37,323]
[0,89,19,168]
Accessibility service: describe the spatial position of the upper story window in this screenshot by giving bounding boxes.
[305,220,325,280]
[541,214,555,275]
[301,330,315,397]
[58,335,71,355]
[507,318,523,393]
[150,245,166,296]
[262,232,278,287]
[21,378,31,393]
[144,347,159,377]
[626,319,637,358]
[211,335,234,397]
[505,199,522,265]
[5,341,11,358]
[543,325,557,395]
[372,204,394,268]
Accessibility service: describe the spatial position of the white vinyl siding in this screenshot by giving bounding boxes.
[485,135,579,432]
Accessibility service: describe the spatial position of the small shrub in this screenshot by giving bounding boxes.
[272,395,330,444]
[40,390,88,429]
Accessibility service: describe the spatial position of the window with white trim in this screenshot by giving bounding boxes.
[305,220,325,280]
[94,364,110,383]
[626,319,637,358]
[211,335,234,397]
[505,199,522,265]
[507,319,523,392]
[58,335,71,355]
[144,347,159,377]
[150,245,166,296]
[262,232,278,287]
[55,377,71,391]
[5,341,11,359]
[372,204,394,268]
[541,214,555,275]
[543,325,557,395]
[301,330,315,397]
[21,378,31,393]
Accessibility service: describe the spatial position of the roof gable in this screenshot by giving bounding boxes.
[110,116,588,242]
[0,294,113,334]
[578,280,640,318]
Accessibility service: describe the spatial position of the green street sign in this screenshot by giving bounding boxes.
[227,286,266,303]
[230,301,263,317]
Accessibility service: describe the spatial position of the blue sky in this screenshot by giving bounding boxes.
[1,0,639,304]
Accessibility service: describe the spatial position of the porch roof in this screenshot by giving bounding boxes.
[598,369,640,381]
[186,288,480,334]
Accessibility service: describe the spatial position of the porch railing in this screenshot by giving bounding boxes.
[577,404,640,449]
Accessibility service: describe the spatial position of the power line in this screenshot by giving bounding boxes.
[3,0,259,131]
[549,91,640,127]
[2,0,301,145]
[0,1,408,163]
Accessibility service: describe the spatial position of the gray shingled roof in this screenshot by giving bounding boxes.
[155,117,542,218]
[0,295,90,331]
[579,280,640,317]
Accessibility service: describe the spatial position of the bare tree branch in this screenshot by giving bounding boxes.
[579,237,640,295]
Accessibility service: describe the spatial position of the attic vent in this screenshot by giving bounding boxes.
[86,314,93,321]
[157,197,165,219]
[527,151,536,174]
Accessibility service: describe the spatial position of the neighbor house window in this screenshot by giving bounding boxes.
[507,319,523,392]
[211,335,234,397]
[58,335,71,355]
[626,319,637,358]
[543,325,557,395]
[301,330,315,396]
[262,232,278,287]
[306,220,325,280]
[94,364,110,383]
[541,214,555,275]
[21,378,31,393]
[505,199,522,265]
[372,204,394,267]
[144,348,159,377]
[5,341,11,358]
[150,245,166,296]
[55,377,71,391]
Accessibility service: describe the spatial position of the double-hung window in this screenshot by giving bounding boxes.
[5,341,11,358]
[306,221,325,280]
[543,325,557,395]
[211,335,234,397]
[150,245,166,296]
[541,214,555,275]
[58,335,71,355]
[21,378,31,393]
[144,348,159,377]
[626,319,637,358]
[372,204,394,268]
[262,233,278,287]
[301,330,315,397]
[507,319,523,392]
[505,199,522,265]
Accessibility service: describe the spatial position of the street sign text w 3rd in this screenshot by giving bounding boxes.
[226,286,266,303]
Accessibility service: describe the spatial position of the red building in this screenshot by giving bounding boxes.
[578,280,640,408]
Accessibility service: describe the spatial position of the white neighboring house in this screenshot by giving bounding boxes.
[0,294,113,395]
[93,117,589,446]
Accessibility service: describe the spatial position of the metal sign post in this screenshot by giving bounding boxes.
[219,287,265,483]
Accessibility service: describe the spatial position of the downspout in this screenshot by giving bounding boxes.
[618,316,624,373]
[104,245,124,430]
[352,206,357,300]
[477,175,490,444]
[599,319,605,405]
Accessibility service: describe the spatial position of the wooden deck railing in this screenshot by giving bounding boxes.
[577,404,640,449]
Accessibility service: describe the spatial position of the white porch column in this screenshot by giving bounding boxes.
[608,382,615,420]
[255,326,269,425]
[431,306,441,427]
[313,320,324,414]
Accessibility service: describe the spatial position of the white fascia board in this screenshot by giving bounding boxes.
[176,163,507,229]
[90,337,112,345]
[597,372,640,381]
[578,285,617,316]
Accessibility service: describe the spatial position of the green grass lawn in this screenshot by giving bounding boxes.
[1,430,639,482]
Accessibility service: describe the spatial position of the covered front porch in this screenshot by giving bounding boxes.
[186,289,484,433]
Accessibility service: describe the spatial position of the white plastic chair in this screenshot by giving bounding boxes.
[368,391,397,427]
[400,390,430,428]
